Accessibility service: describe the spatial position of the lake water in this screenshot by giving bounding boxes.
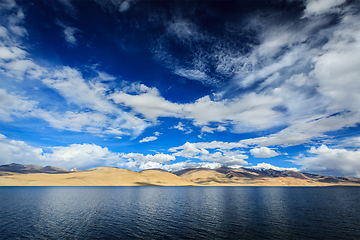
[0,187,360,239]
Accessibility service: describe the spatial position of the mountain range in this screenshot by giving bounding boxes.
[1,164,359,186]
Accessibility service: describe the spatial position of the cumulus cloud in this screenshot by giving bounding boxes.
[294,145,360,177]
[139,136,157,143]
[244,163,299,172]
[169,140,247,154]
[162,161,221,171]
[119,152,177,169]
[169,141,249,167]
[0,133,121,169]
[122,152,175,163]
[250,147,280,158]
[197,150,248,167]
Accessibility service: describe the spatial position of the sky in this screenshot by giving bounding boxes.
[0,0,360,177]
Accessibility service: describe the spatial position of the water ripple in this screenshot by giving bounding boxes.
[1,186,360,239]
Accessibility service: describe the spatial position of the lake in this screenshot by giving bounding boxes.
[0,186,359,239]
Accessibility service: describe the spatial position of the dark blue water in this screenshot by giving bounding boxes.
[0,187,359,239]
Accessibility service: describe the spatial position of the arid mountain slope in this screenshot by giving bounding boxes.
[0,166,195,186]
[172,167,360,186]
[1,164,360,186]
[0,163,70,174]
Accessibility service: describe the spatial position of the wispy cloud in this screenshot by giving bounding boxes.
[304,0,346,17]
[56,20,78,46]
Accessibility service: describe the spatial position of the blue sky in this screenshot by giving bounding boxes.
[1,0,360,177]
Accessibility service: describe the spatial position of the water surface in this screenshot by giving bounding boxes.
[1,186,359,239]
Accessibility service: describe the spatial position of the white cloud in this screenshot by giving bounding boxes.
[42,67,115,113]
[0,46,26,60]
[119,152,178,169]
[39,67,151,136]
[201,126,214,133]
[7,9,26,36]
[92,0,134,13]
[201,125,227,133]
[167,19,203,42]
[174,68,208,82]
[304,0,346,17]
[63,26,78,45]
[217,126,226,132]
[172,122,193,133]
[169,141,249,167]
[139,136,158,143]
[58,0,77,14]
[110,84,183,121]
[35,110,109,133]
[171,142,210,158]
[56,20,78,46]
[0,133,121,169]
[250,147,280,158]
[311,15,360,114]
[0,5,46,80]
[43,143,120,169]
[119,0,132,12]
[197,150,248,167]
[339,136,360,147]
[169,140,248,154]
[0,0,16,10]
[294,145,360,177]
[137,161,163,170]
[0,88,37,121]
[238,13,360,148]
[122,152,175,164]
[110,83,284,130]
[239,112,357,148]
[244,163,299,172]
[162,161,221,171]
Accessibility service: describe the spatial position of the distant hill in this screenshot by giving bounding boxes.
[0,163,70,174]
[0,165,195,186]
[172,166,360,186]
[0,164,360,186]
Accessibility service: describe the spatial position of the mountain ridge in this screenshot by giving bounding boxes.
[1,164,360,186]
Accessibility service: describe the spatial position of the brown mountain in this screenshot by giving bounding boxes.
[0,165,195,186]
[172,167,360,186]
[0,163,71,174]
[1,164,360,186]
